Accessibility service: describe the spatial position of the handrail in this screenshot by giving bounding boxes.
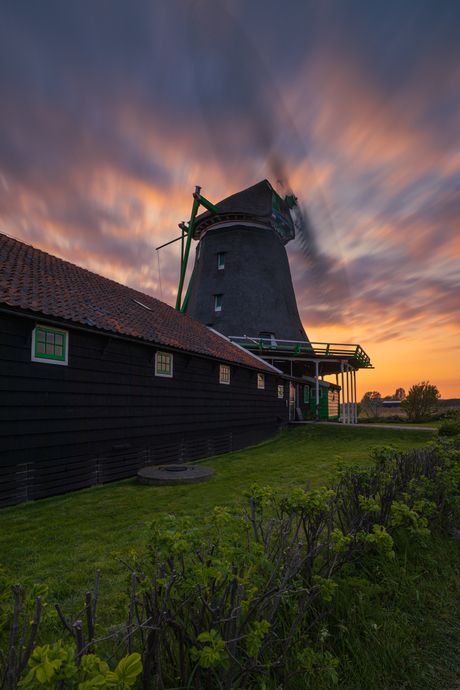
[228,336,372,368]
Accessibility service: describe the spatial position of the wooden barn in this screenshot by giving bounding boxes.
[0,234,301,508]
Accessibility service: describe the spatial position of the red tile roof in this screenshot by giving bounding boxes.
[0,234,276,373]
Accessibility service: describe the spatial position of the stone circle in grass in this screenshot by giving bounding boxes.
[137,465,214,486]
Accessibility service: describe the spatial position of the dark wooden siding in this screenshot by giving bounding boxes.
[0,311,289,507]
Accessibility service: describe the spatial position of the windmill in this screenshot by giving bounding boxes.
[157,0,373,422]
[170,180,372,426]
[176,179,309,343]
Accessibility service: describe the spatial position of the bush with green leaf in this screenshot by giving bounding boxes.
[438,419,460,437]
[2,435,460,690]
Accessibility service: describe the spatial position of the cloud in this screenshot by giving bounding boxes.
[0,0,459,397]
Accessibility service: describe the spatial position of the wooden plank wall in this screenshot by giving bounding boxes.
[0,311,289,507]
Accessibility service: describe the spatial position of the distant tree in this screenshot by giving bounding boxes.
[401,382,440,422]
[393,387,406,401]
[360,391,383,418]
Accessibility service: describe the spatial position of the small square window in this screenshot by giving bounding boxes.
[257,373,265,389]
[260,332,276,347]
[304,387,309,403]
[218,253,225,269]
[156,351,173,377]
[214,295,222,312]
[32,325,68,365]
[278,384,284,398]
[220,364,230,384]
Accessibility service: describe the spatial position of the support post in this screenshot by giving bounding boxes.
[346,364,350,424]
[341,361,345,424]
[176,187,218,312]
[315,361,320,420]
[353,368,358,423]
[349,365,354,424]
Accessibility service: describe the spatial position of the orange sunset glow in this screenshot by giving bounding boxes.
[0,0,459,401]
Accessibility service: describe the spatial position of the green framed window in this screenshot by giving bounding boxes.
[257,373,265,389]
[31,325,68,365]
[278,384,284,398]
[220,364,230,384]
[304,386,309,403]
[217,253,225,269]
[214,294,222,312]
[155,351,173,378]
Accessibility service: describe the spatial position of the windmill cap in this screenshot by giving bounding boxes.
[193,179,295,244]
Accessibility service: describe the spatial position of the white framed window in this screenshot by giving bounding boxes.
[260,332,276,347]
[31,325,68,366]
[257,373,265,389]
[214,295,222,312]
[220,364,230,384]
[217,253,225,269]
[278,384,284,398]
[155,351,173,378]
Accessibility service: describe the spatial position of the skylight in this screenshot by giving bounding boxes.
[133,299,152,311]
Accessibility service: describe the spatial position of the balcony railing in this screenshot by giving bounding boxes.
[228,336,372,368]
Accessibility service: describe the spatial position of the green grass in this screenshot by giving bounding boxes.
[0,426,436,622]
[3,424,460,689]
[0,427,434,583]
[358,419,440,428]
[323,532,460,689]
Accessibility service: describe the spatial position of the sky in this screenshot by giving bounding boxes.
[0,0,459,399]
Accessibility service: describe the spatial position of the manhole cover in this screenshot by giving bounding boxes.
[138,464,214,486]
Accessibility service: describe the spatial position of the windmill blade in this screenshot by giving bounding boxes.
[189,0,351,324]
[188,0,284,183]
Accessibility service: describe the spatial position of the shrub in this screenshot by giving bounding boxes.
[439,419,460,437]
[2,436,460,690]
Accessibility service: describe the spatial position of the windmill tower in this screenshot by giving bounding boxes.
[170,179,372,425]
[182,180,308,341]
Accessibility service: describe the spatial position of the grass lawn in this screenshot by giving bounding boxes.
[358,418,440,428]
[0,425,436,607]
[4,424,460,690]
